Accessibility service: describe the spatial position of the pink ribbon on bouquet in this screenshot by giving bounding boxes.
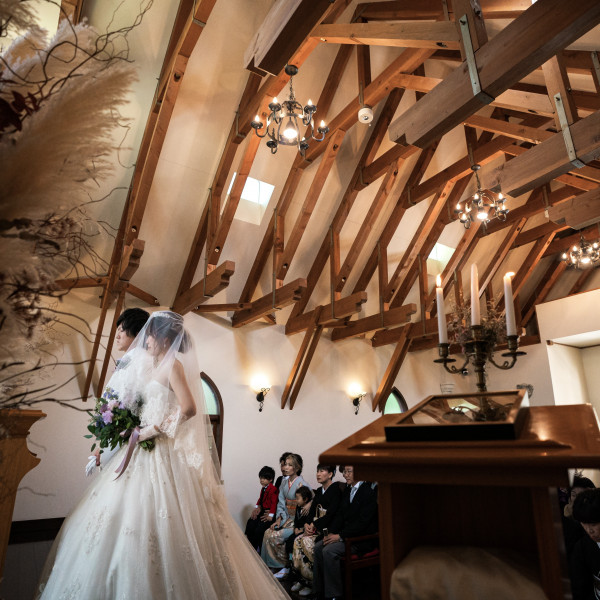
[114,426,140,480]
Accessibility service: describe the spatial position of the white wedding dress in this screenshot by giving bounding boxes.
[37,381,289,600]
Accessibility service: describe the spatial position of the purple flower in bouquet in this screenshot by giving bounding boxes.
[102,411,113,425]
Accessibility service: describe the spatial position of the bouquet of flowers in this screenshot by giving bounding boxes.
[85,387,155,455]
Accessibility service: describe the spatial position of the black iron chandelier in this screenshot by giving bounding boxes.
[456,164,509,229]
[560,233,600,269]
[250,64,328,156]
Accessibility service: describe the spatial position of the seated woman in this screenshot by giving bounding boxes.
[291,464,342,596]
[261,453,307,578]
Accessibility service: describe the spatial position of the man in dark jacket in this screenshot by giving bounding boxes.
[312,466,378,600]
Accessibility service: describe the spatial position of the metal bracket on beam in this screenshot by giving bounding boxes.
[459,15,494,105]
[554,93,585,168]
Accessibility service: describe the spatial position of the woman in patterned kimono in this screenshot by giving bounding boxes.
[291,464,342,593]
[261,452,307,578]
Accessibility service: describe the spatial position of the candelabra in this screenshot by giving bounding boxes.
[434,325,526,393]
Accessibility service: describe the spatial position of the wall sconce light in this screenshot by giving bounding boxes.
[251,374,271,412]
[256,387,270,412]
[352,392,366,415]
[348,383,367,415]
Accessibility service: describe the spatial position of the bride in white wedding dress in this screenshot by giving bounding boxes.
[37,311,289,599]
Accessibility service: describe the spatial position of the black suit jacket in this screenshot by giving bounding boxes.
[330,482,378,553]
[570,534,600,600]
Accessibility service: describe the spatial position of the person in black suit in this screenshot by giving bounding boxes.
[570,488,600,600]
[312,466,378,600]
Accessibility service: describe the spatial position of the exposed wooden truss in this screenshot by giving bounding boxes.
[78,0,600,409]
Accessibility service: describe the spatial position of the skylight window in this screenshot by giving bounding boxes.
[227,173,275,226]
[427,242,454,275]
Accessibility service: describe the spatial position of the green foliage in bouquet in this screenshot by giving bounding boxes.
[85,388,155,454]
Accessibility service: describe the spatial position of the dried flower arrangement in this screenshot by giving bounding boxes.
[447,299,508,356]
[0,1,148,409]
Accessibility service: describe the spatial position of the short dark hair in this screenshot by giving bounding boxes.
[259,466,275,482]
[117,308,149,338]
[572,476,595,491]
[279,452,292,464]
[295,486,313,503]
[317,464,336,476]
[573,488,600,524]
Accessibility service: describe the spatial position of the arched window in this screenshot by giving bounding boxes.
[383,387,408,415]
[201,372,224,463]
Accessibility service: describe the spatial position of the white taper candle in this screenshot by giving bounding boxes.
[471,264,480,326]
[504,272,517,336]
[436,274,448,344]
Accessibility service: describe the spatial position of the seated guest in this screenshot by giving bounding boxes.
[284,486,313,566]
[292,465,343,596]
[262,453,308,578]
[312,465,378,600]
[570,488,600,599]
[275,452,292,489]
[564,476,596,557]
[245,466,278,552]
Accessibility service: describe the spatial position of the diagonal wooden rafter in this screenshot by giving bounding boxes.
[389,0,600,148]
[287,89,409,320]
[371,326,412,412]
[521,260,567,328]
[547,188,600,230]
[281,307,324,410]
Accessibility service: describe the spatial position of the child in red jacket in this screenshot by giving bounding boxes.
[245,466,278,552]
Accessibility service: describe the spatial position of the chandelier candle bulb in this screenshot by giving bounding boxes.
[504,273,517,337]
[470,264,481,326]
[436,275,448,344]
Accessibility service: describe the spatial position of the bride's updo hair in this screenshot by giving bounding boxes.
[146,311,191,353]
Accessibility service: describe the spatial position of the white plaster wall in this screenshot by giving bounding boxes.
[582,346,600,411]
[546,344,590,406]
[16,295,556,528]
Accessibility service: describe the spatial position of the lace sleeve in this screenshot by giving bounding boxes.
[138,407,186,441]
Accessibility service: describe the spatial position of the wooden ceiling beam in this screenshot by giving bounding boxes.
[286,89,405,319]
[175,71,261,299]
[172,261,236,315]
[542,52,579,131]
[484,110,600,197]
[521,260,567,327]
[389,0,600,149]
[285,291,368,335]
[547,188,600,230]
[358,0,531,21]
[244,0,344,75]
[358,144,418,189]
[335,161,402,293]
[512,221,568,250]
[206,133,262,266]
[281,307,324,410]
[568,268,595,295]
[125,0,217,248]
[237,43,353,306]
[312,21,461,50]
[542,225,600,258]
[500,233,556,307]
[232,278,307,328]
[276,130,345,281]
[464,114,554,144]
[330,303,417,342]
[385,182,455,303]
[300,47,435,166]
[371,326,412,411]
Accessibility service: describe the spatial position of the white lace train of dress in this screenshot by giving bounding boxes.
[37,381,289,600]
